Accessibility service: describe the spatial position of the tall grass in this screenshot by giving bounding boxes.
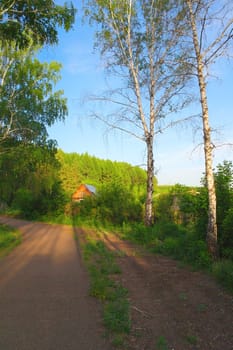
[0,224,21,256]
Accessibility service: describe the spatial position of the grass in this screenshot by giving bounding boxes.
[212,260,233,293]
[156,336,169,350]
[185,334,198,345]
[0,224,21,257]
[80,234,131,347]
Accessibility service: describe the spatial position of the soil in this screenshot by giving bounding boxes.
[0,217,233,350]
[0,217,114,350]
[91,229,233,350]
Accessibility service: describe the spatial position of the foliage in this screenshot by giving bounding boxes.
[0,224,21,256]
[221,209,233,260]
[156,336,169,350]
[122,221,211,270]
[0,143,68,219]
[214,161,233,257]
[57,149,149,196]
[0,43,67,146]
[154,184,205,229]
[74,180,144,226]
[0,0,76,48]
[212,260,233,293]
[0,39,69,219]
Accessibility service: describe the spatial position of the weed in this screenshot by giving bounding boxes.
[185,334,198,345]
[104,298,130,333]
[197,303,207,312]
[212,260,233,293]
[0,224,21,256]
[178,292,188,301]
[156,336,169,350]
[112,334,125,347]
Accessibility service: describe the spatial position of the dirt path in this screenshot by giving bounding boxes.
[0,217,113,350]
[98,230,233,350]
[1,218,233,350]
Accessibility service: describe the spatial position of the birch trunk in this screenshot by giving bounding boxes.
[186,0,218,259]
[145,133,154,226]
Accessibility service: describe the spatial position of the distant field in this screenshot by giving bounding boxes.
[155,185,173,194]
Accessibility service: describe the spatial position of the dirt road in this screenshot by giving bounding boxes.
[0,217,113,350]
[99,230,233,350]
[1,218,233,350]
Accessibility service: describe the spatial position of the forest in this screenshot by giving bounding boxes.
[0,0,233,294]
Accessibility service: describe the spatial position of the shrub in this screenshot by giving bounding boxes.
[12,188,36,219]
[220,208,233,259]
[0,224,21,254]
[212,260,233,293]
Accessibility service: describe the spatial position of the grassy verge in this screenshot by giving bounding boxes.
[0,224,21,257]
[119,222,233,294]
[79,232,131,347]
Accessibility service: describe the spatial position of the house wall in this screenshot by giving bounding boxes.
[72,184,92,201]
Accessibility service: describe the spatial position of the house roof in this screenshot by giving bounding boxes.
[85,184,96,194]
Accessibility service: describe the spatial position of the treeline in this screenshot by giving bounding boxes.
[0,147,150,220]
[57,150,151,225]
[0,143,66,218]
[56,149,150,196]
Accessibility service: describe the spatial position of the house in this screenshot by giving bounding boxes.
[72,184,96,202]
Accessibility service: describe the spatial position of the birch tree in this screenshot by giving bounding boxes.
[84,0,190,225]
[0,43,67,148]
[183,0,233,259]
[0,0,75,47]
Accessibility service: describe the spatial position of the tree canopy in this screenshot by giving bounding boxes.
[0,43,67,147]
[0,0,76,47]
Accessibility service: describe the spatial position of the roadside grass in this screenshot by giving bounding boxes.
[80,235,131,347]
[0,224,21,257]
[212,260,233,293]
[119,222,233,294]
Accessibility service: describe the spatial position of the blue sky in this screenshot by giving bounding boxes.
[41,2,233,186]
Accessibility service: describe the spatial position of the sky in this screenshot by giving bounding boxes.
[40,2,233,186]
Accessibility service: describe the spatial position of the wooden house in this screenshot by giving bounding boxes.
[72,184,96,202]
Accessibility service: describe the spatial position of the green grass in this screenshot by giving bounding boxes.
[212,260,233,293]
[81,235,131,347]
[156,336,169,350]
[119,221,233,294]
[185,334,198,345]
[0,224,21,257]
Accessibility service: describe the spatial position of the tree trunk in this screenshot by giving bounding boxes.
[145,133,154,226]
[186,0,218,259]
[199,70,218,259]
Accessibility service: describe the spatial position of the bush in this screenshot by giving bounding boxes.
[12,188,36,219]
[123,222,211,269]
[0,224,21,254]
[74,181,144,227]
[220,208,233,259]
[212,260,233,293]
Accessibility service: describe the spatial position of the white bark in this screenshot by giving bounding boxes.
[186,0,218,258]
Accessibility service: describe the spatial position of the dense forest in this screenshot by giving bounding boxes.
[56,149,150,197]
